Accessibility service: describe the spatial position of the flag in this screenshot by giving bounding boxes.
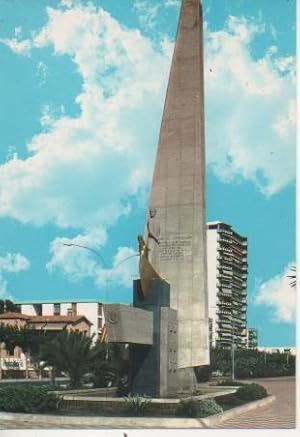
[100,324,107,343]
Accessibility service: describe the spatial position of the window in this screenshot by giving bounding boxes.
[53,303,61,315]
[33,304,42,316]
[67,308,73,317]
[72,303,77,316]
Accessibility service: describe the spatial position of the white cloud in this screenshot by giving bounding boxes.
[205,16,296,196]
[36,61,48,86]
[165,0,180,8]
[0,252,30,298]
[0,37,32,56]
[133,0,160,30]
[0,5,296,288]
[254,263,296,323]
[61,0,75,7]
[0,3,171,231]
[1,9,295,203]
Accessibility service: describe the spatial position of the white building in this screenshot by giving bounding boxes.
[207,221,248,349]
[16,299,104,340]
[257,346,296,356]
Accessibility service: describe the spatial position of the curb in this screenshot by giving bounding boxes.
[62,388,237,403]
[0,395,276,429]
[200,395,276,427]
[0,412,204,428]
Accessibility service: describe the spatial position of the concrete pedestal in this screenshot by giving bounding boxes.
[129,279,178,398]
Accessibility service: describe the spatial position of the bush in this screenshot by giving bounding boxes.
[216,393,246,408]
[0,384,61,413]
[236,383,267,401]
[176,398,223,418]
[216,379,245,386]
[124,393,151,416]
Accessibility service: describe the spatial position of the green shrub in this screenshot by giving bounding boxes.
[216,393,246,408]
[176,398,223,418]
[216,379,245,386]
[124,393,151,416]
[0,384,61,413]
[236,383,267,401]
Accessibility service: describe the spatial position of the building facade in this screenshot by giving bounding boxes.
[16,300,104,340]
[246,327,258,349]
[0,312,92,335]
[207,221,248,349]
[257,346,296,356]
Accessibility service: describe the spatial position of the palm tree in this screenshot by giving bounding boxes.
[40,330,102,388]
[0,299,19,314]
[89,342,128,389]
[287,265,296,287]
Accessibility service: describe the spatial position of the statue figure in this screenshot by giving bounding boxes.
[145,207,160,269]
[137,235,163,299]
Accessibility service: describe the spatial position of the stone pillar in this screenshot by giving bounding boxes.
[144,0,209,378]
[129,279,178,398]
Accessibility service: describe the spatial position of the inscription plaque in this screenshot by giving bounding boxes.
[159,235,192,261]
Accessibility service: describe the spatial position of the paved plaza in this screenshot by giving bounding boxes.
[0,377,296,429]
[215,376,296,429]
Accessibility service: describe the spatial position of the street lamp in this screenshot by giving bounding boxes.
[63,242,107,267]
[63,241,140,362]
[63,242,139,272]
[231,334,235,380]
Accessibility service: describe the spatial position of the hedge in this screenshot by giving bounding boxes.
[0,384,61,413]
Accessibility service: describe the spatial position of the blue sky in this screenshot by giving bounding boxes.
[0,0,296,346]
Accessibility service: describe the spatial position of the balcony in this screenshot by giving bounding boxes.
[218,331,232,338]
[217,326,232,333]
[218,318,231,324]
[218,302,232,308]
[217,273,233,281]
[216,310,231,316]
[217,293,232,301]
[218,246,232,254]
[232,274,243,282]
[218,228,232,236]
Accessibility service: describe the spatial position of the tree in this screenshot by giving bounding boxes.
[0,299,19,314]
[0,324,50,371]
[40,330,103,388]
[89,342,128,389]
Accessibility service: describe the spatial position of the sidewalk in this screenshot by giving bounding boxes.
[215,376,296,428]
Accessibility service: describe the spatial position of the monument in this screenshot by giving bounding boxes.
[145,0,209,385]
[104,0,209,396]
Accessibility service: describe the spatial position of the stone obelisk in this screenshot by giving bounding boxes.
[145,0,209,383]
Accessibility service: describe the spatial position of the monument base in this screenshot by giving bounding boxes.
[129,279,178,398]
[176,367,197,394]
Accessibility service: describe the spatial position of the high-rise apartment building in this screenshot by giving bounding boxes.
[246,328,258,349]
[207,221,248,349]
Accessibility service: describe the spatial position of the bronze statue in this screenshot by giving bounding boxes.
[145,207,160,269]
[137,235,164,298]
